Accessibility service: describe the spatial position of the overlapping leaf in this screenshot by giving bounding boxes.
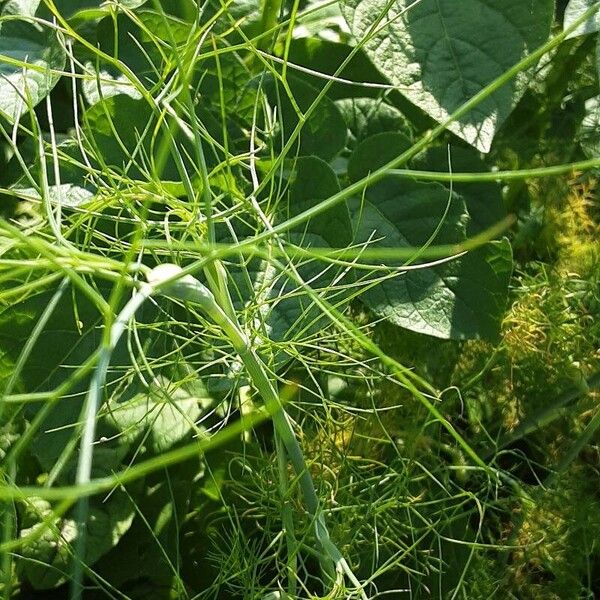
[18,448,138,589]
[0,18,65,122]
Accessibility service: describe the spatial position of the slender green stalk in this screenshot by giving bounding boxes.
[259,0,283,51]
[388,157,600,183]
[139,215,513,264]
[70,285,154,600]
[274,427,299,597]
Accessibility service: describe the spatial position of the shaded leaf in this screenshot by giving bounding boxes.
[83,93,221,178]
[347,131,411,182]
[82,64,143,105]
[106,374,206,454]
[261,74,347,160]
[286,37,387,100]
[1,0,40,16]
[353,178,512,340]
[82,94,157,177]
[94,12,160,78]
[411,146,507,236]
[94,462,199,591]
[18,447,137,589]
[336,97,412,149]
[13,183,94,208]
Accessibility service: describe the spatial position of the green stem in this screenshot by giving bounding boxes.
[274,430,298,597]
[259,0,283,51]
[388,157,600,183]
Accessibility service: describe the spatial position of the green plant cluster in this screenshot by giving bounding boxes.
[0,0,598,598]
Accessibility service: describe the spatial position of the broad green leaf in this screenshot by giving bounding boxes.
[292,1,350,43]
[336,97,412,149]
[194,52,256,140]
[105,374,206,454]
[564,0,600,37]
[18,448,137,589]
[283,156,353,246]
[0,19,65,122]
[201,0,262,40]
[151,0,197,21]
[0,272,147,470]
[1,0,40,16]
[13,183,94,207]
[342,0,554,152]
[352,178,469,251]
[0,280,101,398]
[353,178,512,340]
[137,9,194,43]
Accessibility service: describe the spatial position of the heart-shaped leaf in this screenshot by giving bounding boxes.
[353,177,512,340]
[342,0,554,152]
